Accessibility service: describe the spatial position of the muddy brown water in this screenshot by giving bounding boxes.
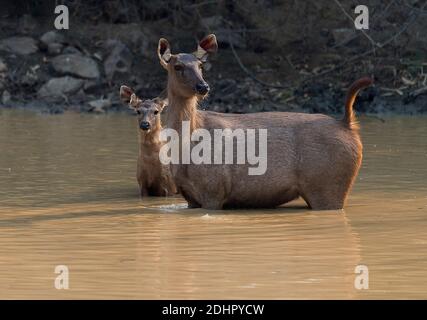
[0,109,426,299]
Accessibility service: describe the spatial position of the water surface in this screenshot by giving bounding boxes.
[0,109,426,299]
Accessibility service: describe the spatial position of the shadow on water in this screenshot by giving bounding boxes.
[0,195,311,227]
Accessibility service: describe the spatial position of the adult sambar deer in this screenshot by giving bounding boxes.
[157,34,373,210]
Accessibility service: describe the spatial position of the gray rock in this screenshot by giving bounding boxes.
[38,76,84,100]
[2,90,11,105]
[20,71,38,87]
[103,40,133,81]
[48,43,64,55]
[63,46,81,55]
[51,54,100,79]
[83,79,102,93]
[40,31,66,46]
[0,37,39,55]
[88,99,112,113]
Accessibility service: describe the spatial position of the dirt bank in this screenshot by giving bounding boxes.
[1,1,427,115]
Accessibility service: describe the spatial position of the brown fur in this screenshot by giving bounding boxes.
[344,77,373,130]
[120,85,177,197]
[157,34,373,210]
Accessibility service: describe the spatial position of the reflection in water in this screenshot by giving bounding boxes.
[0,110,426,299]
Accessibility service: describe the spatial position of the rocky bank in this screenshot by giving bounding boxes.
[1,6,427,116]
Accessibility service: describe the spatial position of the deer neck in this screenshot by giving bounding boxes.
[139,125,161,150]
[166,86,200,134]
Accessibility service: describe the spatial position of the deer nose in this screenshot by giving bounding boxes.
[195,82,210,95]
[140,121,150,130]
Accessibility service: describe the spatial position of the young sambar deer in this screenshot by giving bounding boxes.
[120,85,177,197]
[157,34,373,210]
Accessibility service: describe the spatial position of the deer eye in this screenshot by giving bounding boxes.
[136,110,141,115]
[174,64,183,71]
[154,110,159,115]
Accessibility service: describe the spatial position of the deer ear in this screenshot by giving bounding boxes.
[157,38,172,69]
[154,97,168,111]
[129,93,139,109]
[120,85,134,104]
[195,34,218,62]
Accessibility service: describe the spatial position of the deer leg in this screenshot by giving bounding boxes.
[201,199,225,210]
[301,187,347,210]
[187,201,201,208]
[180,188,201,208]
[139,187,149,198]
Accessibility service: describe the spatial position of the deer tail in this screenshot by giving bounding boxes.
[343,77,373,130]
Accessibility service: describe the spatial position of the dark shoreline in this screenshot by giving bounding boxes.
[1,7,427,116]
